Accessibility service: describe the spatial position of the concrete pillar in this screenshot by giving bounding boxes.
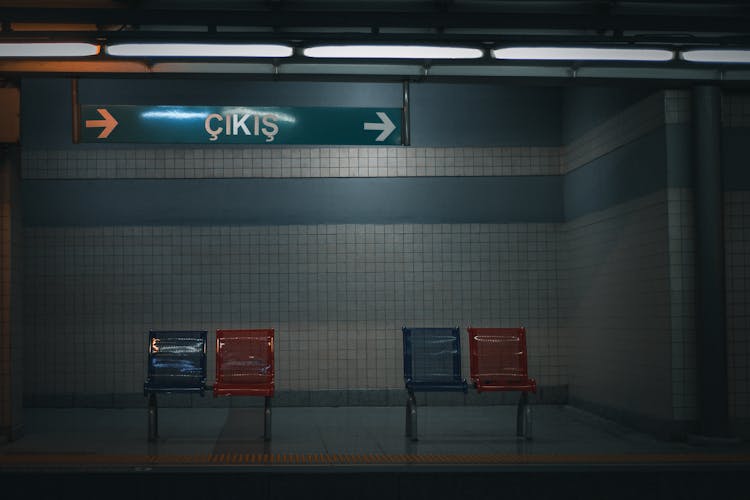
[692,86,729,437]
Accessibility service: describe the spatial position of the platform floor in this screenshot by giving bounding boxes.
[2,405,748,469]
[3,406,749,500]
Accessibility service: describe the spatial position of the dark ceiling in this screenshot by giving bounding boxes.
[2,1,750,81]
[2,1,750,45]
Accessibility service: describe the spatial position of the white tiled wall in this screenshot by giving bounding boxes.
[560,192,674,421]
[726,191,750,422]
[560,91,698,426]
[561,92,665,174]
[23,223,561,400]
[22,146,560,180]
[22,138,564,405]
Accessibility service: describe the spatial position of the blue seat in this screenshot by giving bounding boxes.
[143,330,207,442]
[144,330,207,394]
[402,327,468,392]
[402,327,467,441]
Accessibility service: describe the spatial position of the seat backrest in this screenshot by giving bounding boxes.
[468,327,529,383]
[215,329,274,386]
[147,330,207,389]
[402,327,463,386]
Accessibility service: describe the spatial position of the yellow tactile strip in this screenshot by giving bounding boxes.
[1,453,749,467]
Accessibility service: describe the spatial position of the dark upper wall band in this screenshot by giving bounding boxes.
[22,176,564,227]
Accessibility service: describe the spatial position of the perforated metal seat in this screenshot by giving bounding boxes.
[468,327,536,439]
[402,327,467,441]
[403,327,467,392]
[468,327,536,393]
[144,330,207,394]
[213,329,275,440]
[214,329,275,397]
[143,330,207,441]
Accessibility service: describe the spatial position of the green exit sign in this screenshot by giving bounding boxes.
[79,105,402,145]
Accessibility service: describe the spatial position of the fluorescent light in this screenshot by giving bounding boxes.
[492,47,673,62]
[681,50,750,63]
[106,43,293,58]
[303,45,483,59]
[151,62,276,74]
[0,42,99,57]
[280,63,423,76]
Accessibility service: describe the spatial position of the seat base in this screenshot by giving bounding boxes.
[213,383,274,397]
[473,377,537,394]
[144,384,205,396]
[406,381,468,393]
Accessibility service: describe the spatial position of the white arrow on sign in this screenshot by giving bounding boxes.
[363,111,396,142]
[85,108,118,139]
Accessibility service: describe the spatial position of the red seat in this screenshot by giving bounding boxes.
[213,329,275,397]
[468,327,536,393]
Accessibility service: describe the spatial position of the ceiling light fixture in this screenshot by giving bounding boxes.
[492,47,674,62]
[303,45,484,59]
[106,43,293,58]
[680,49,750,63]
[0,42,100,57]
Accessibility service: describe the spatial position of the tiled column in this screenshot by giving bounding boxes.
[692,86,729,437]
[722,94,750,436]
[0,145,22,441]
[0,148,8,440]
[664,90,697,427]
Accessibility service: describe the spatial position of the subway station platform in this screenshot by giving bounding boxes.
[2,405,749,499]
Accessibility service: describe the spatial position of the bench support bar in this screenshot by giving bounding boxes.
[264,396,272,441]
[405,390,418,441]
[148,393,158,442]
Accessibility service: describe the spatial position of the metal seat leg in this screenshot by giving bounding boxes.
[264,396,272,441]
[406,391,418,441]
[148,393,158,442]
[405,395,411,437]
[525,402,533,440]
[516,391,532,440]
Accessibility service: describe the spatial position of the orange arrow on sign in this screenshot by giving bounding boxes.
[85,108,118,139]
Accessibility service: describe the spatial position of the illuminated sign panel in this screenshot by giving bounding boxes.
[79,105,402,145]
